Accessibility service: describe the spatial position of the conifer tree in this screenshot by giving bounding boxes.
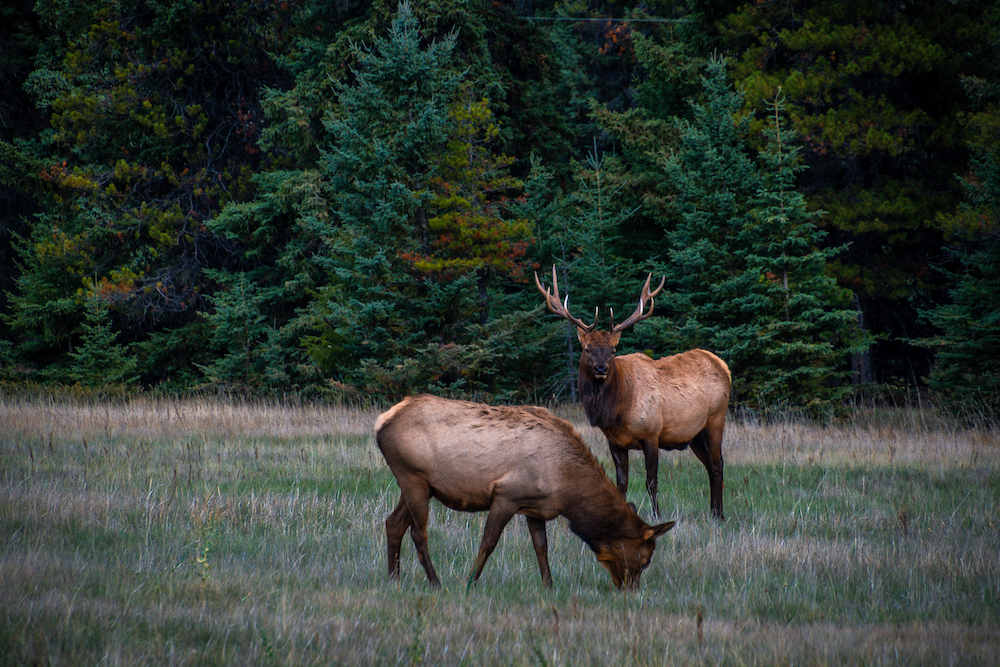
[64,297,138,389]
[659,57,866,410]
[404,87,532,321]
[923,147,1000,417]
[720,0,997,386]
[196,273,314,394]
[304,2,460,396]
[659,56,762,350]
[304,3,539,399]
[528,145,645,401]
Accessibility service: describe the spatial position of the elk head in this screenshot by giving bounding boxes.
[534,266,665,382]
[595,520,675,590]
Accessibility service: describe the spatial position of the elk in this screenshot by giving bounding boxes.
[535,267,731,520]
[374,394,675,590]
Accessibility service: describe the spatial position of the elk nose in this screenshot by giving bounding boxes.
[594,363,609,376]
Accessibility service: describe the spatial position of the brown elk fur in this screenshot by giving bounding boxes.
[579,339,731,520]
[374,394,674,590]
[537,269,732,520]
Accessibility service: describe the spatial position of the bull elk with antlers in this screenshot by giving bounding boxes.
[375,394,675,590]
[535,267,731,520]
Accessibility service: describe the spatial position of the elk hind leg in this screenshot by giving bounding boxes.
[691,426,725,521]
[641,439,661,518]
[396,478,441,587]
[385,496,412,581]
[524,516,552,587]
[609,443,631,498]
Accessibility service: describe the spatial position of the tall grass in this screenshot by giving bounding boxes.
[1,394,998,665]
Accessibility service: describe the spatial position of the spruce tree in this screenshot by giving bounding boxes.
[64,297,138,390]
[196,273,317,395]
[307,2,459,397]
[924,148,1000,418]
[404,88,532,321]
[304,3,537,399]
[659,56,762,354]
[736,93,866,408]
[659,57,866,411]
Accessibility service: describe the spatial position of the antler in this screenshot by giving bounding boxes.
[534,266,597,332]
[609,274,666,333]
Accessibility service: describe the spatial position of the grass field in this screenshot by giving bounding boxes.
[2,394,998,665]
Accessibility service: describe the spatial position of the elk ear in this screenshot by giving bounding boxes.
[609,331,622,347]
[644,521,676,541]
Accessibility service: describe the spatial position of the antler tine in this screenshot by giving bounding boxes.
[534,266,597,332]
[643,273,666,301]
[610,273,666,333]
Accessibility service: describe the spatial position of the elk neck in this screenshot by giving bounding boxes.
[578,359,630,431]
[560,468,643,547]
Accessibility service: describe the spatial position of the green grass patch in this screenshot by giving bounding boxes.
[2,396,998,665]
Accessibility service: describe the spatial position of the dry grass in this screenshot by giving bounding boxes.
[1,394,998,665]
[0,394,380,440]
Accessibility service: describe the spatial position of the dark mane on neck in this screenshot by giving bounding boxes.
[579,370,627,430]
[563,482,641,547]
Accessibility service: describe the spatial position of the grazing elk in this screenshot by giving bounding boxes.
[535,267,731,520]
[374,394,674,590]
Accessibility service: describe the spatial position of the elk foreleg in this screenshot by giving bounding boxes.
[641,439,661,518]
[524,516,552,587]
[385,496,412,581]
[609,443,630,498]
[467,498,517,591]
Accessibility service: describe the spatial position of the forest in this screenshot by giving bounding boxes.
[1,0,998,416]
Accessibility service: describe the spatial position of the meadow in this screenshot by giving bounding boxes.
[1,394,998,666]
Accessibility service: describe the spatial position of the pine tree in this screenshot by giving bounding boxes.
[660,56,762,351]
[924,233,1000,419]
[920,11,1000,419]
[736,93,867,408]
[303,2,460,396]
[4,0,290,387]
[195,273,321,395]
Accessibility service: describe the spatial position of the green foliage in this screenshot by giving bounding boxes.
[302,3,542,401]
[656,58,867,410]
[407,90,531,283]
[922,138,1000,417]
[4,0,291,387]
[1,0,996,413]
[923,234,1000,419]
[918,14,1000,418]
[196,272,323,396]
[201,168,331,394]
[720,0,995,383]
[63,297,138,389]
